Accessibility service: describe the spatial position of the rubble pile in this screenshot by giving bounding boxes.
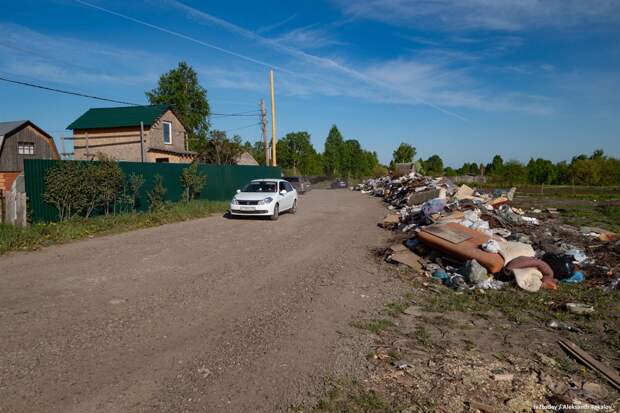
[356,172,620,293]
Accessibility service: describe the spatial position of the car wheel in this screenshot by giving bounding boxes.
[291,200,297,214]
[271,204,279,221]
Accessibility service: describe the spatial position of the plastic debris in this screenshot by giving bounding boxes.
[560,271,585,284]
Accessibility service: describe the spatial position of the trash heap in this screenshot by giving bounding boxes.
[356,172,620,293]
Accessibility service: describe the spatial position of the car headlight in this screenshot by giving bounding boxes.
[231,197,239,205]
[258,196,273,205]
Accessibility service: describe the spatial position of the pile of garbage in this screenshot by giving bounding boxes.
[356,172,620,293]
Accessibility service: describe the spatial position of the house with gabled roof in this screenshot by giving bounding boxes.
[67,104,195,163]
[0,120,60,191]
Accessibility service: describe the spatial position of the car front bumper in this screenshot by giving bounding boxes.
[229,203,273,216]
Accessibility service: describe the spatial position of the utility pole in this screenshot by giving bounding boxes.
[260,98,269,166]
[269,70,277,166]
[140,121,145,162]
[60,135,66,160]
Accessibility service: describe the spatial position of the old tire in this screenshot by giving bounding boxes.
[291,200,297,214]
[271,204,279,221]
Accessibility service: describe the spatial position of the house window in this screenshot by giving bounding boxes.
[18,142,35,155]
[163,122,172,145]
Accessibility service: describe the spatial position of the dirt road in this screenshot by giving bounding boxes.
[0,190,399,412]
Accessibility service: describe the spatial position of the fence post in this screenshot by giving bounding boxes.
[0,189,4,224]
[17,193,27,227]
[140,121,145,162]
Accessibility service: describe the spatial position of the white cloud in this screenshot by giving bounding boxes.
[334,0,620,31]
[256,14,298,34]
[275,25,346,50]
[0,23,164,86]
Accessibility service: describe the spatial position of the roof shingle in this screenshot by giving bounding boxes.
[67,104,171,130]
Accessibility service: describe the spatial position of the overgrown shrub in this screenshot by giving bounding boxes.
[44,158,124,220]
[147,174,167,211]
[43,161,89,220]
[94,155,124,215]
[180,163,207,201]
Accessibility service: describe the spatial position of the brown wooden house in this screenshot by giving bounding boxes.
[0,120,60,191]
[67,104,195,163]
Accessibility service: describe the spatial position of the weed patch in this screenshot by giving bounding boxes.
[351,318,395,334]
[0,200,229,255]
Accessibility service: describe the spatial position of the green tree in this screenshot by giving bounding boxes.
[424,154,444,176]
[527,158,557,185]
[148,174,168,210]
[94,155,124,215]
[198,130,242,165]
[146,61,210,151]
[323,125,345,177]
[180,163,207,201]
[243,140,267,166]
[277,131,322,175]
[571,159,601,185]
[486,155,504,175]
[392,143,416,165]
[500,160,528,185]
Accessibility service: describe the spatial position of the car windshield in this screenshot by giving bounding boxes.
[242,181,277,193]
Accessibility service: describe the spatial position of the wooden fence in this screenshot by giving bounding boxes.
[0,190,27,227]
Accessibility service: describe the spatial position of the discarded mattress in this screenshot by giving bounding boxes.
[417,222,504,273]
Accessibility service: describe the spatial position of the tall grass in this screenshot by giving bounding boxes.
[0,200,229,255]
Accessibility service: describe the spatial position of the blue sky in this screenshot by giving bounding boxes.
[1,0,619,166]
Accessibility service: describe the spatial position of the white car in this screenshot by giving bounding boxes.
[229,179,298,220]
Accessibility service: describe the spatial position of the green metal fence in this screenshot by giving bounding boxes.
[24,159,282,222]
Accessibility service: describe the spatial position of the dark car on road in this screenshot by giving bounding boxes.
[284,176,312,194]
[330,179,348,189]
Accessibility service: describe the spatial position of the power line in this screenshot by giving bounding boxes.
[0,75,140,106]
[222,122,261,133]
[0,74,257,117]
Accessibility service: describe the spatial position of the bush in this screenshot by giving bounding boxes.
[180,163,207,201]
[147,174,167,211]
[43,158,125,220]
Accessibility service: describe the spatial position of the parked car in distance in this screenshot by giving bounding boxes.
[284,176,312,194]
[230,179,298,220]
[330,179,348,189]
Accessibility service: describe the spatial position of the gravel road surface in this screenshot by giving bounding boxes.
[0,190,399,412]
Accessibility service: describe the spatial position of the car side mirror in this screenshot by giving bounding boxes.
[280,190,287,196]
[236,189,241,194]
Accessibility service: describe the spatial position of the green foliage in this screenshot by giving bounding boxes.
[480,150,620,186]
[180,163,207,201]
[197,129,243,165]
[323,125,345,177]
[43,158,124,220]
[146,61,210,150]
[276,131,323,175]
[500,160,528,185]
[0,200,229,256]
[423,154,444,176]
[128,173,145,209]
[340,139,379,179]
[391,142,416,165]
[147,174,167,211]
[243,140,267,166]
[351,318,394,334]
[456,162,480,175]
[527,158,557,184]
[94,155,124,215]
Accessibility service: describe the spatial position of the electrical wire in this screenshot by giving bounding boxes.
[0,74,260,118]
[0,75,140,106]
